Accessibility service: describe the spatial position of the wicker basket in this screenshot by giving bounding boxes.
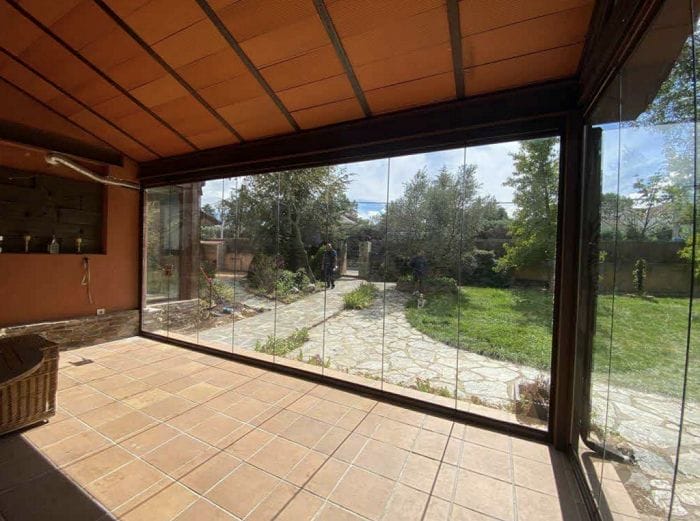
[0,335,58,436]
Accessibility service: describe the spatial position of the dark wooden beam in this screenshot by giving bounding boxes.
[0,47,159,160]
[0,119,123,166]
[7,0,197,151]
[140,79,577,184]
[578,0,665,115]
[93,0,243,143]
[446,0,465,98]
[313,0,371,117]
[195,0,301,132]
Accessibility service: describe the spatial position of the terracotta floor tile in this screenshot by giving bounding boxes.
[188,412,247,447]
[413,429,449,460]
[314,426,351,455]
[206,463,280,518]
[260,371,316,392]
[330,466,395,520]
[120,423,180,455]
[463,425,511,452]
[140,395,195,421]
[453,468,514,520]
[277,489,323,520]
[513,455,559,496]
[422,414,454,435]
[334,433,369,462]
[102,380,152,400]
[511,437,554,463]
[286,394,321,414]
[443,436,463,465]
[78,401,134,428]
[355,413,383,436]
[281,415,332,448]
[42,430,111,467]
[305,399,351,424]
[124,389,172,410]
[248,436,309,478]
[236,380,292,403]
[173,499,237,520]
[0,470,109,521]
[372,417,420,450]
[120,482,199,521]
[22,417,88,448]
[64,445,134,483]
[461,442,512,482]
[97,411,157,442]
[86,459,165,510]
[181,451,241,494]
[143,434,211,477]
[516,485,582,521]
[58,386,115,415]
[221,395,272,422]
[383,483,429,520]
[169,405,218,431]
[316,503,364,520]
[305,457,348,497]
[87,374,134,393]
[354,438,408,480]
[177,382,224,403]
[336,407,367,431]
[286,450,326,486]
[423,496,451,520]
[247,481,298,521]
[450,503,499,520]
[259,409,301,435]
[433,463,458,500]
[224,428,274,460]
[400,452,441,492]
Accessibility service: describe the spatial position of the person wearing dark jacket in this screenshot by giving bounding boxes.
[321,242,337,289]
[409,252,427,292]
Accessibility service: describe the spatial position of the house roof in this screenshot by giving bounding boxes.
[0,0,594,169]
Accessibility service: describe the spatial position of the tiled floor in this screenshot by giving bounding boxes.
[0,337,586,521]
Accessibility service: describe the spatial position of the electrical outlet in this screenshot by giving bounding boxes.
[96,308,106,316]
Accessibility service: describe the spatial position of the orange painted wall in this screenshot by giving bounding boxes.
[0,145,141,327]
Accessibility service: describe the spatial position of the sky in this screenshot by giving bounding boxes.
[200,140,523,220]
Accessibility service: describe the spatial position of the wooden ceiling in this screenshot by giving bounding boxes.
[0,0,594,165]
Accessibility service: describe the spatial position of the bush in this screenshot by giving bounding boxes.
[275,270,296,296]
[515,375,550,421]
[248,253,277,293]
[632,258,648,296]
[255,328,310,356]
[343,282,379,309]
[423,276,458,295]
[464,250,511,287]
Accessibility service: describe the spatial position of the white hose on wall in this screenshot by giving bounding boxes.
[45,153,140,190]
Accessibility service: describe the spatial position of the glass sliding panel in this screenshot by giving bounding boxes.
[578,1,698,518]
[382,148,463,406]
[227,173,280,363]
[449,139,559,428]
[197,178,235,354]
[165,183,201,345]
[317,158,389,389]
[142,186,175,337]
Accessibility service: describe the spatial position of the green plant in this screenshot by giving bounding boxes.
[515,375,550,421]
[248,253,277,293]
[275,270,296,296]
[413,377,454,398]
[255,328,310,356]
[296,350,331,368]
[343,282,379,309]
[632,258,648,295]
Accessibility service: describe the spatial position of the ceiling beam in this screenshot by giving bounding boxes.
[313,0,371,117]
[0,119,123,166]
[0,77,123,165]
[0,47,159,160]
[93,0,243,143]
[446,0,465,98]
[140,79,577,184]
[7,0,197,151]
[195,0,301,132]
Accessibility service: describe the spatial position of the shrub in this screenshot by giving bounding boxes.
[275,270,296,296]
[515,375,550,421]
[248,253,277,293]
[424,276,458,295]
[255,328,310,356]
[464,250,511,287]
[343,282,379,309]
[632,258,648,296]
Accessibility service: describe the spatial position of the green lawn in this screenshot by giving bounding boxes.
[405,286,698,398]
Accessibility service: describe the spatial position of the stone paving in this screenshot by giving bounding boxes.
[198,276,700,519]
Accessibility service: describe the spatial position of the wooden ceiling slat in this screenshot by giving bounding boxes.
[49,1,116,51]
[7,0,197,153]
[119,0,205,45]
[260,45,343,92]
[199,74,266,109]
[365,71,455,114]
[94,0,242,143]
[152,19,228,69]
[313,0,370,117]
[460,5,592,68]
[16,0,81,27]
[176,48,248,90]
[188,127,236,149]
[215,0,316,43]
[292,97,364,130]
[0,47,159,158]
[446,0,465,97]
[326,0,443,38]
[464,43,583,96]
[81,28,143,70]
[69,109,157,160]
[106,53,164,90]
[277,74,356,112]
[195,0,300,131]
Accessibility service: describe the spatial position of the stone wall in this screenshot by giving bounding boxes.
[142,299,200,333]
[0,310,139,350]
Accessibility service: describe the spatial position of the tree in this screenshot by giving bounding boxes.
[497,138,559,273]
[231,167,352,276]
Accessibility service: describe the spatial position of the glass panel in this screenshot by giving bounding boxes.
[451,139,559,429]
[381,149,463,406]
[142,186,174,337]
[578,1,698,518]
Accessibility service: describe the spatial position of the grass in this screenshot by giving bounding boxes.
[344,282,379,310]
[254,328,309,356]
[406,286,699,398]
[413,377,455,398]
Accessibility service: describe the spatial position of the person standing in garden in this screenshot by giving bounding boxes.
[409,251,428,292]
[321,242,337,289]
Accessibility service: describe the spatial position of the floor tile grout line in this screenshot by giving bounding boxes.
[446,421,469,519]
[510,436,519,521]
[420,421,457,521]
